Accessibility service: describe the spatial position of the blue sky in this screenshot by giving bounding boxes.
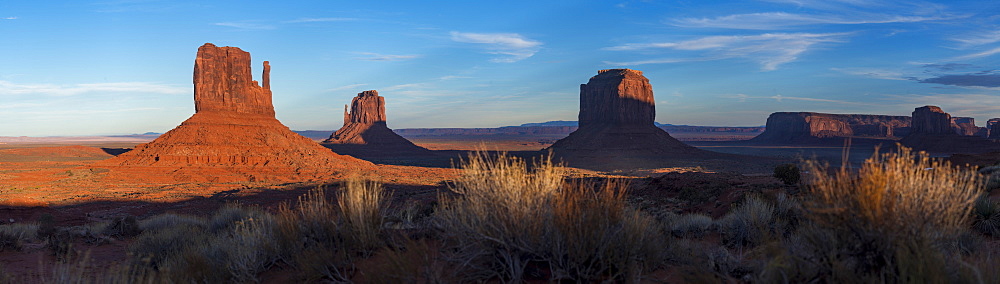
[1,0,999,136]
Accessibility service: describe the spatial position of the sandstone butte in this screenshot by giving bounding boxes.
[548,69,708,160]
[990,118,1000,139]
[901,105,1000,154]
[322,90,429,154]
[94,43,371,183]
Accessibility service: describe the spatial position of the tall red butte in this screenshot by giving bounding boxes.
[548,69,710,168]
[96,43,370,183]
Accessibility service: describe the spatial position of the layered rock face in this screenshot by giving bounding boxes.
[323,90,429,154]
[548,69,706,167]
[901,105,1000,153]
[96,43,369,183]
[578,69,655,128]
[951,117,989,137]
[989,118,1000,139]
[750,112,911,144]
[910,106,954,135]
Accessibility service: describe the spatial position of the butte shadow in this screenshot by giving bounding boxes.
[547,69,783,173]
[93,43,372,184]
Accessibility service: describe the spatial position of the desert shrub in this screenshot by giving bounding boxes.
[0,223,38,251]
[773,163,800,185]
[436,152,665,282]
[129,209,279,283]
[670,213,713,238]
[367,238,450,283]
[273,181,390,282]
[102,215,140,238]
[338,178,391,252]
[763,146,982,282]
[209,203,270,233]
[139,213,206,233]
[972,195,1000,236]
[718,195,776,247]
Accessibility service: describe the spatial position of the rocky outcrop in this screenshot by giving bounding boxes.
[548,69,712,169]
[901,106,1000,153]
[95,43,369,183]
[910,106,953,135]
[323,90,429,155]
[578,69,655,128]
[750,112,910,144]
[989,118,1000,139]
[951,117,981,136]
[193,43,275,116]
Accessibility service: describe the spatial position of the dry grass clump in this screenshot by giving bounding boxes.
[0,223,38,251]
[718,195,776,248]
[436,151,665,282]
[272,178,392,282]
[669,213,712,238]
[764,145,983,282]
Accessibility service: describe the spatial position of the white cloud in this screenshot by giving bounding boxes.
[327,83,368,92]
[450,31,542,63]
[606,33,847,71]
[724,93,865,105]
[213,22,276,30]
[830,67,911,80]
[3,17,16,20]
[672,12,953,30]
[354,52,421,61]
[0,81,188,96]
[383,83,426,91]
[285,17,357,23]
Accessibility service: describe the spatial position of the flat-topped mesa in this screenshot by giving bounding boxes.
[193,43,274,116]
[749,112,911,144]
[951,117,982,136]
[579,68,654,128]
[911,105,954,135]
[346,90,387,124]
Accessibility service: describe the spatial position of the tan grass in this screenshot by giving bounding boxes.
[338,177,391,252]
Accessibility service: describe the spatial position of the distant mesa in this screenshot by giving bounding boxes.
[547,69,713,167]
[95,43,370,183]
[900,105,1000,154]
[749,112,911,144]
[323,90,431,155]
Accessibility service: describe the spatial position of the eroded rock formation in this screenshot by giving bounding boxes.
[548,69,710,168]
[989,118,1000,139]
[750,112,910,144]
[323,90,429,155]
[901,105,1000,153]
[96,43,369,183]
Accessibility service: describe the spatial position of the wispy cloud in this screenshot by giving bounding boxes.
[3,17,16,20]
[0,81,188,96]
[353,52,421,61]
[213,22,276,30]
[606,33,847,71]
[438,75,473,80]
[672,12,955,30]
[383,83,427,91]
[919,73,1000,88]
[450,31,542,63]
[285,17,358,23]
[724,93,865,105]
[830,67,912,80]
[951,47,1000,61]
[327,83,368,92]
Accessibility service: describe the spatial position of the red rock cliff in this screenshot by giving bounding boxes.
[578,69,655,128]
[323,90,428,154]
[750,112,910,144]
[989,118,1000,139]
[346,90,386,124]
[193,43,274,116]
